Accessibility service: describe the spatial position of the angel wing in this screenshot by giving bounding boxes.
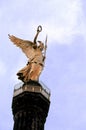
[8,34,36,60]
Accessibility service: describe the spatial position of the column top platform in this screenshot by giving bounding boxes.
[13,81,50,101]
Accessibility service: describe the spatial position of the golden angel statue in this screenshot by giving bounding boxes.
[8,26,47,83]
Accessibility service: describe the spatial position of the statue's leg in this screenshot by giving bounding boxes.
[29,63,43,81]
[17,63,31,82]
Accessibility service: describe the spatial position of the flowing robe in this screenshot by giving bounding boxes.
[17,47,44,82]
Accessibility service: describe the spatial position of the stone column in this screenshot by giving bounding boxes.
[12,81,50,130]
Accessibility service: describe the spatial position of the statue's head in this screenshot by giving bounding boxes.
[38,41,44,51]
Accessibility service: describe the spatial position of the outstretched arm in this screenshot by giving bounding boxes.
[33,25,42,44]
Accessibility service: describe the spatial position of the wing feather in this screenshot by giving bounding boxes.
[8,34,35,59]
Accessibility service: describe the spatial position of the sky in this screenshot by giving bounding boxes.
[0,0,86,130]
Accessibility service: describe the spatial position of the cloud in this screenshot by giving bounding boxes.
[0,60,6,76]
[42,0,84,44]
[0,0,85,45]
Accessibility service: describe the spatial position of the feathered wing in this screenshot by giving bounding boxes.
[8,34,36,59]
